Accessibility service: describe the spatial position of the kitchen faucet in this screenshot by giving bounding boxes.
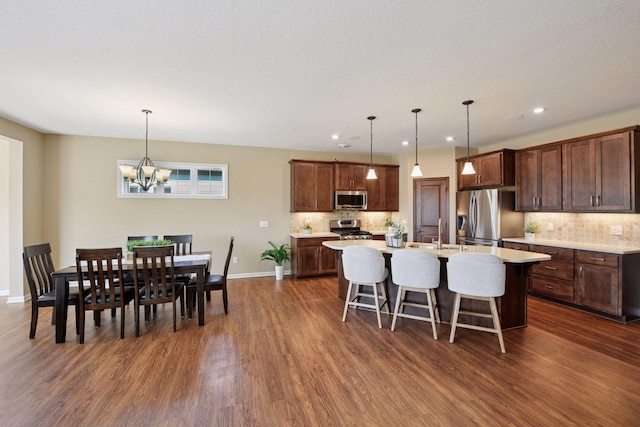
[432,218,443,250]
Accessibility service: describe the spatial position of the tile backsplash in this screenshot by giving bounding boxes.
[526,212,640,247]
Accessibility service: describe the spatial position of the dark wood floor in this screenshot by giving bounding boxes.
[1,275,639,426]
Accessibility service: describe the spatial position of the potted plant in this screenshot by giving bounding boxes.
[302,220,312,234]
[385,217,395,232]
[125,239,174,259]
[385,219,407,248]
[260,241,291,280]
[524,222,540,240]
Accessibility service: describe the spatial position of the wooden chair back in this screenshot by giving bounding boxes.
[75,248,126,310]
[23,243,55,299]
[132,245,177,306]
[163,234,192,255]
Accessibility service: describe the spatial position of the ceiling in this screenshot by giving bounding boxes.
[2,0,640,155]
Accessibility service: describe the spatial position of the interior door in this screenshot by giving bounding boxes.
[414,178,449,243]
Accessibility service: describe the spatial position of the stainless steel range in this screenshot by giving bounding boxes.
[329,219,373,240]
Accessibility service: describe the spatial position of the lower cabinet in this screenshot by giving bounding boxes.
[291,237,338,279]
[575,251,620,315]
[504,241,640,323]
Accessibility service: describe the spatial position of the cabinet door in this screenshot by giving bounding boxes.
[366,166,399,211]
[564,139,597,211]
[477,153,502,186]
[538,145,563,211]
[297,246,320,277]
[291,162,318,212]
[315,163,335,211]
[335,164,366,190]
[319,246,337,274]
[596,132,632,211]
[576,262,620,314]
[515,150,538,210]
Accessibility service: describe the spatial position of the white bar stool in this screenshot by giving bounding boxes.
[341,246,390,329]
[447,252,507,353]
[390,249,441,339]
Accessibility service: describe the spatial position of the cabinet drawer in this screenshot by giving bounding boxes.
[529,245,574,261]
[575,250,619,268]
[531,260,574,281]
[296,237,338,247]
[531,275,574,302]
[503,242,529,251]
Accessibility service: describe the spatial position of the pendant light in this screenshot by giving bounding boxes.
[461,100,476,175]
[410,108,423,177]
[119,109,171,191]
[366,115,377,179]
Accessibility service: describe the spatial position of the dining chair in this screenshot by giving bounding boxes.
[186,236,234,318]
[163,234,192,255]
[390,249,441,339]
[132,245,185,336]
[75,247,135,343]
[447,252,507,353]
[341,245,390,329]
[23,243,81,339]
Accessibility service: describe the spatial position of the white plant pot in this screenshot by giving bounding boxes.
[275,265,284,280]
[303,229,312,234]
[525,232,535,240]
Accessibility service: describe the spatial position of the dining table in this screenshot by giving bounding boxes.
[51,252,212,343]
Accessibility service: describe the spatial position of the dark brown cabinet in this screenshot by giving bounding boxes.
[575,251,620,315]
[289,160,334,212]
[366,165,399,211]
[457,150,516,190]
[291,237,338,278]
[516,145,563,211]
[564,131,635,212]
[529,245,575,303]
[335,163,367,190]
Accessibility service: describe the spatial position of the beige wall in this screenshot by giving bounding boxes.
[41,134,391,278]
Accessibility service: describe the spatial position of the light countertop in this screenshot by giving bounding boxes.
[502,237,640,255]
[322,240,551,264]
[290,229,390,239]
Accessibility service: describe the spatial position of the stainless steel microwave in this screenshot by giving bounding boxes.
[335,190,367,210]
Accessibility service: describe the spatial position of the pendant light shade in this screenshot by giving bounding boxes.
[410,108,423,177]
[366,116,377,180]
[461,100,476,175]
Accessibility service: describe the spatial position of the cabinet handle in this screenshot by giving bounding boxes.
[544,285,556,290]
[596,195,601,206]
[589,257,605,262]
[590,195,594,206]
[579,266,583,278]
[544,266,558,270]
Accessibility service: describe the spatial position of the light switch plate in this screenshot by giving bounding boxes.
[611,225,623,235]
[259,220,268,228]
[547,223,554,232]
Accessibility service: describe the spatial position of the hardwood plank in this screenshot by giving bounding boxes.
[0,276,639,426]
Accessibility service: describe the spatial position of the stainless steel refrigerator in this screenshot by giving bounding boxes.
[456,189,524,246]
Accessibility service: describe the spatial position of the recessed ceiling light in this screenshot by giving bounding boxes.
[446,136,454,142]
[332,134,340,139]
[504,114,524,121]
[337,143,349,149]
[402,140,409,146]
[533,107,545,114]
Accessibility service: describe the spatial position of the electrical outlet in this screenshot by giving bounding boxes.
[611,225,623,236]
[547,223,554,232]
[232,257,238,264]
[259,220,268,228]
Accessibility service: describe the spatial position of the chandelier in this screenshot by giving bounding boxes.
[119,109,171,191]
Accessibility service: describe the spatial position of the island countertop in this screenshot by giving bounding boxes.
[322,240,551,263]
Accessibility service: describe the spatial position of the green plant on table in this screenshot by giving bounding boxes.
[303,221,312,230]
[390,219,407,239]
[524,222,540,234]
[260,241,291,266]
[126,239,174,252]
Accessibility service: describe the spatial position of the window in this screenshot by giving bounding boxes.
[117,160,228,199]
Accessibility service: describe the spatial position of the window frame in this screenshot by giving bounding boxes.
[116,160,228,199]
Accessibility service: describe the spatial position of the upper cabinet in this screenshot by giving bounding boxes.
[334,163,367,190]
[366,165,399,211]
[563,129,638,212]
[516,145,563,211]
[456,150,516,190]
[289,160,334,212]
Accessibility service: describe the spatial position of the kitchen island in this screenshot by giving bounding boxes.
[322,240,551,329]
